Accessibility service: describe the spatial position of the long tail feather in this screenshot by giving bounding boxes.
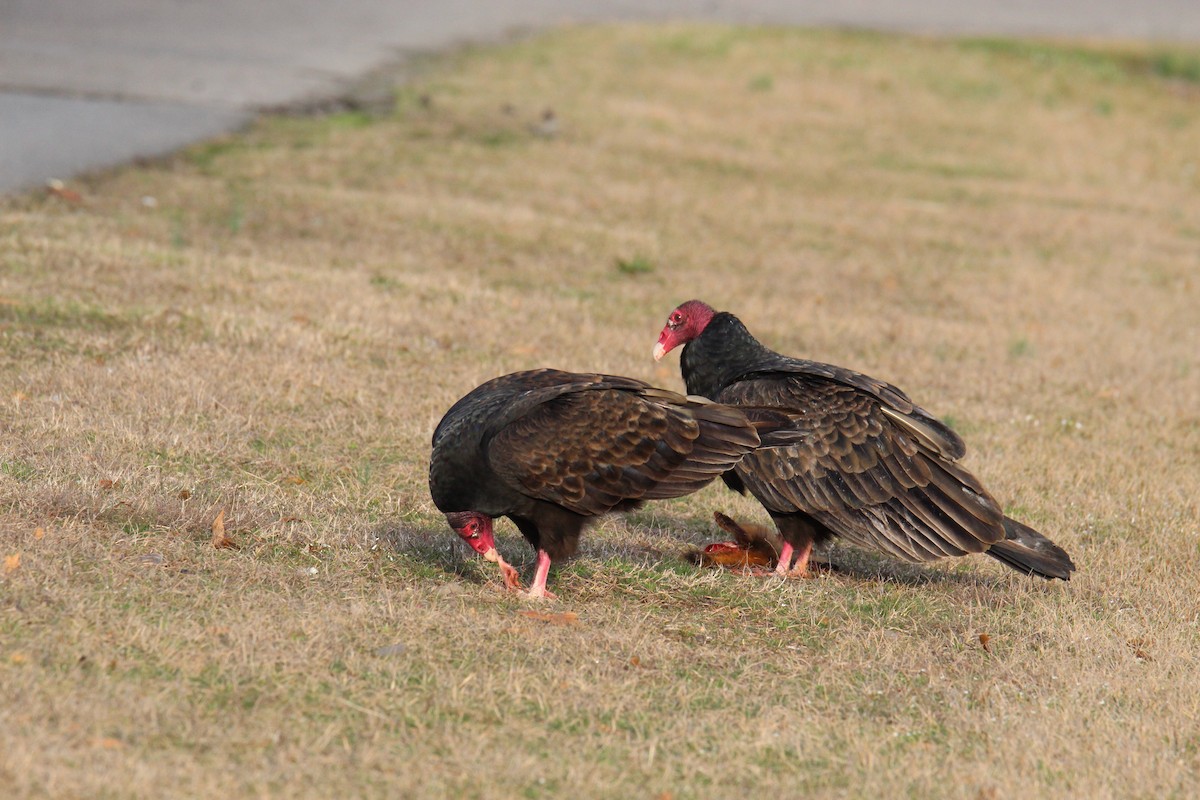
[986,517,1076,580]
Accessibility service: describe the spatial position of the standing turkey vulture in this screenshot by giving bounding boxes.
[429,368,763,598]
[653,300,1076,581]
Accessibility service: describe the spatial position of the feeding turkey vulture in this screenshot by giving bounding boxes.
[429,368,763,598]
[653,300,1076,581]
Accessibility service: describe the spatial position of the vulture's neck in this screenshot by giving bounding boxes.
[680,312,782,398]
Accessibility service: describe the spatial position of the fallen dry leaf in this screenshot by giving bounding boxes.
[518,610,579,626]
[98,479,117,490]
[46,179,83,204]
[34,527,45,540]
[284,476,305,485]
[3,553,20,574]
[10,652,29,665]
[1128,637,1154,662]
[978,633,992,653]
[89,737,124,750]
[177,489,191,500]
[211,509,239,550]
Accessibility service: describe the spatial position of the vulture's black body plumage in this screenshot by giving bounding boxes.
[670,308,1075,580]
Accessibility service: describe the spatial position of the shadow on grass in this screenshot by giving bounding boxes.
[375,511,1023,595]
[814,545,1018,589]
[370,518,532,588]
[636,509,1022,589]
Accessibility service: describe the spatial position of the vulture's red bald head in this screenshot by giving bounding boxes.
[444,511,497,556]
[444,511,523,590]
[654,300,715,361]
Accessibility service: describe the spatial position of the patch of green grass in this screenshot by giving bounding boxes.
[226,194,246,234]
[874,153,1018,180]
[615,255,655,275]
[369,273,405,292]
[957,38,1131,81]
[1,459,36,481]
[959,37,1200,85]
[930,75,1004,102]
[657,28,742,58]
[1008,337,1032,358]
[120,520,155,537]
[844,589,944,628]
[169,208,188,248]
[748,74,774,92]
[479,129,521,147]
[0,298,129,332]
[183,137,243,173]
[1149,51,1200,83]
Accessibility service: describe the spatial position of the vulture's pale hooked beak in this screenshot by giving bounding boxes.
[652,342,667,361]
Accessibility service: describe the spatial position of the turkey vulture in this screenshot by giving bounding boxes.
[653,300,1076,581]
[429,368,763,598]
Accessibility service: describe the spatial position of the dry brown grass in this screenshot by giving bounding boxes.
[2,25,1199,799]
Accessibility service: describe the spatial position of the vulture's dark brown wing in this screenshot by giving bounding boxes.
[733,361,966,460]
[720,376,1006,562]
[487,379,759,517]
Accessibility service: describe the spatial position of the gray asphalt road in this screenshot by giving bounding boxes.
[3,0,1199,193]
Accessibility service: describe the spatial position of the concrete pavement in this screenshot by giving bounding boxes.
[3,0,1199,193]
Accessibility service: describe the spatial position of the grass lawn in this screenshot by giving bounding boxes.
[2,24,1199,798]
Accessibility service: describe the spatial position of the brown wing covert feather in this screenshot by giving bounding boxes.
[721,376,1006,561]
[487,384,757,516]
